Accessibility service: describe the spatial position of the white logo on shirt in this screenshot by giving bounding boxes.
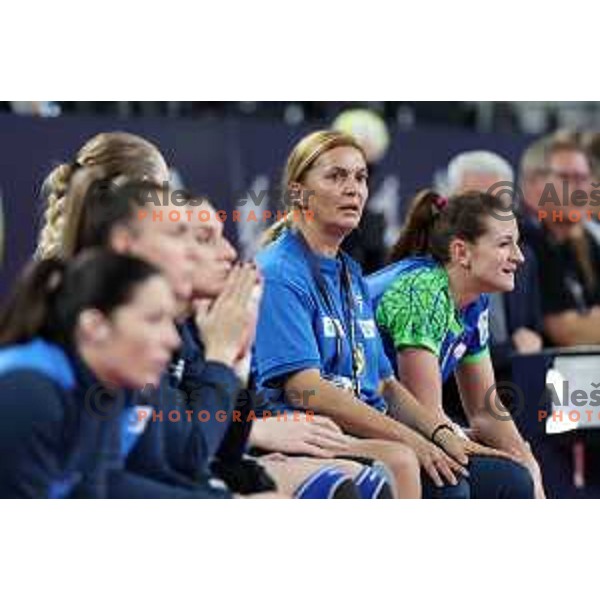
[477,310,490,346]
[322,317,345,338]
[355,294,364,313]
[358,319,377,339]
[453,343,467,360]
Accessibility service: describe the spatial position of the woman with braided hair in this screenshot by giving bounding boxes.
[36,131,168,259]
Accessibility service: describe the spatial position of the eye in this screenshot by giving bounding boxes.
[195,229,213,244]
[146,311,164,324]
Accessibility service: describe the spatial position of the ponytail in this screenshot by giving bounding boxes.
[0,250,160,348]
[390,189,510,265]
[390,190,447,262]
[260,212,295,247]
[0,258,67,345]
[36,163,77,259]
[63,170,162,257]
[35,131,168,259]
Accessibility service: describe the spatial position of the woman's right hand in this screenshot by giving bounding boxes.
[193,263,259,369]
[249,414,354,458]
[405,430,469,487]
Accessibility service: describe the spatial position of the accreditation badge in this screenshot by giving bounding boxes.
[353,343,367,377]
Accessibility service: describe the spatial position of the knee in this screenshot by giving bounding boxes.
[422,474,470,499]
[470,457,535,499]
[502,460,535,499]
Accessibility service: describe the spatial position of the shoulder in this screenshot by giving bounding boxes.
[0,339,76,389]
[0,369,67,425]
[379,259,451,312]
[257,233,308,283]
[256,233,316,303]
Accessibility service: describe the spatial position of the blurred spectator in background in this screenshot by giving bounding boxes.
[521,135,600,346]
[9,101,60,117]
[446,151,543,381]
[581,131,600,244]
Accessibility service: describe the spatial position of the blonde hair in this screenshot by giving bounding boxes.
[36,132,168,259]
[261,130,366,245]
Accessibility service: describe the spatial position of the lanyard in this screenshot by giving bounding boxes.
[294,230,362,397]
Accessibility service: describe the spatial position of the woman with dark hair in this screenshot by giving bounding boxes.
[0,250,210,498]
[368,189,544,498]
[186,199,393,499]
[55,171,274,496]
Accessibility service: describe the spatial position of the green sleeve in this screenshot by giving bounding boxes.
[376,270,451,358]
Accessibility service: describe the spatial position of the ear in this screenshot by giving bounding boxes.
[77,309,112,345]
[288,182,306,209]
[449,237,472,270]
[109,224,136,254]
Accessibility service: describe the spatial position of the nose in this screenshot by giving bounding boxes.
[343,179,359,197]
[165,321,181,352]
[182,231,197,274]
[512,243,525,265]
[219,236,237,262]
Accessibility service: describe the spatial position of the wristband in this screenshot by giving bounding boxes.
[430,423,454,445]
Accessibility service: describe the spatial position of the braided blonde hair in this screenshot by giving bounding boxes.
[36,132,168,259]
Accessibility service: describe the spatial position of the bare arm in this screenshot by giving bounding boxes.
[285,368,430,444]
[455,355,528,456]
[395,348,447,421]
[394,348,522,466]
[544,308,600,347]
[455,355,545,497]
[284,368,469,484]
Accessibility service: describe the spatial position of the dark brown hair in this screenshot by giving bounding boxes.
[61,168,169,257]
[0,250,160,347]
[390,189,513,264]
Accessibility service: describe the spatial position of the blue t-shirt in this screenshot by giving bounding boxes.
[367,256,490,383]
[251,229,393,414]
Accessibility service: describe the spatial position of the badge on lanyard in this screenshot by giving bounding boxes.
[353,343,366,378]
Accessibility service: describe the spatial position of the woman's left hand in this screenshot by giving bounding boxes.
[436,431,546,498]
[435,428,512,463]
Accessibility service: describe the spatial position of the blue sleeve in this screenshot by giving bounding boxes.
[127,361,241,482]
[180,360,241,468]
[463,296,491,363]
[253,277,322,387]
[0,372,67,498]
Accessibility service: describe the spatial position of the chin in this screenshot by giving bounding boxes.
[140,373,161,389]
[334,217,361,235]
[494,275,515,293]
[479,274,514,294]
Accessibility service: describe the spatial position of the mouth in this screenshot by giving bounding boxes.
[501,266,516,276]
[338,204,362,216]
